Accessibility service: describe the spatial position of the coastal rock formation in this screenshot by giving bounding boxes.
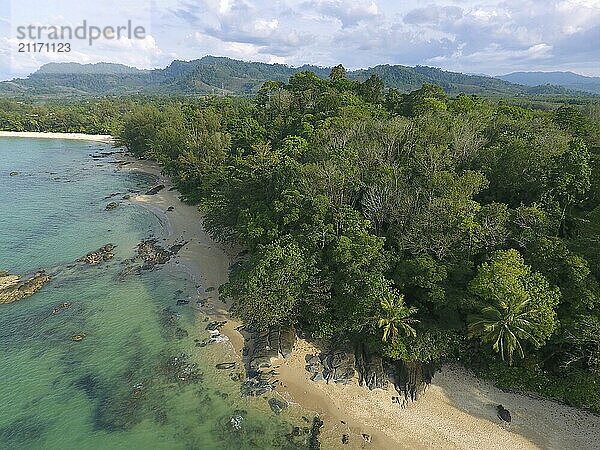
[240,377,275,397]
[247,325,296,370]
[118,239,187,280]
[390,360,436,407]
[137,239,187,268]
[144,184,165,195]
[0,270,51,304]
[321,351,355,384]
[305,350,356,384]
[355,343,388,390]
[78,244,116,265]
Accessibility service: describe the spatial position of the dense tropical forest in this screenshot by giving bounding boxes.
[2,66,599,412]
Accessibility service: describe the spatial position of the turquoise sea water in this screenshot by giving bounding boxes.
[0,138,307,449]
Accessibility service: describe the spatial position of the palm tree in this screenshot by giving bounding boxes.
[468,297,540,365]
[378,292,418,342]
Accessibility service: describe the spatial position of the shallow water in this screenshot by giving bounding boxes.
[0,138,310,449]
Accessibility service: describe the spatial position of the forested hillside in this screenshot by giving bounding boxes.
[114,68,600,411]
[0,56,592,98]
[500,72,600,95]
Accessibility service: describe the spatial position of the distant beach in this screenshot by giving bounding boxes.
[0,131,113,143]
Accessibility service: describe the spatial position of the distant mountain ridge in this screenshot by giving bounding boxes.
[498,71,600,95]
[0,56,595,98]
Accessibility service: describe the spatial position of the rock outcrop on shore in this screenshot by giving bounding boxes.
[0,270,51,304]
[304,342,435,407]
[246,325,296,371]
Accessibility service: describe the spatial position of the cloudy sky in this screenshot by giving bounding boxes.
[1,0,599,80]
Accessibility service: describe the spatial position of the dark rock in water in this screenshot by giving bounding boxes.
[342,434,349,445]
[206,321,227,331]
[240,378,275,397]
[215,362,237,370]
[228,410,247,431]
[167,206,175,212]
[117,239,182,280]
[174,327,189,339]
[51,302,72,315]
[104,192,124,200]
[79,244,116,265]
[169,241,188,254]
[145,184,165,195]
[497,405,512,423]
[105,201,119,210]
[161,353,203,384]
[309,416,324,450]
[268,397,288,415]
[9,171,20,176]
[137,239,172,266]
[122,194,131,200]
[0,270,51,304]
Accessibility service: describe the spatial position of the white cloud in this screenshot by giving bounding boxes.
[1,0,600,79]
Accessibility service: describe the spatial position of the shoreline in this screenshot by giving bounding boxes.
[121,156,600,450]
[0,131,113,143]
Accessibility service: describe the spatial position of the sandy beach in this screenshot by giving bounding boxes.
[0,131,114,143]
[5,131,597,449]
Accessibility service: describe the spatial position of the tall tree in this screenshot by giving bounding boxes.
[468,249,560,364]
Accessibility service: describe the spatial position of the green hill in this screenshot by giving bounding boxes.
[0,56,593,98]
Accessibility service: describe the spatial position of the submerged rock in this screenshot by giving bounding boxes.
[0,270,51,304]
[240,378,275,397]
[309,417,324,450]
[228,410,247,431]
[78,244,116,265]
[268,397,288,415]
[161,353,203,384]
